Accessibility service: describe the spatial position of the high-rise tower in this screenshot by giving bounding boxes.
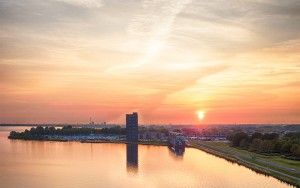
[126,112,138,142]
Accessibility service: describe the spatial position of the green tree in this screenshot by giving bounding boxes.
[251,132,262,141]
[250,138,262,152]
[228,132,249,147]
[290,144,300,157]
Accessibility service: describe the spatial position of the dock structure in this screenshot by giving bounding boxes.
[168,132,186,154]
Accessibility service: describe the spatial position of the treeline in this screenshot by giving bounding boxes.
[139,126,169,134]
[228,132,300,159]
[8,125,126,140]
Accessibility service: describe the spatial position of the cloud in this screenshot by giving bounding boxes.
[55,0,103,8]
[0,0,299,123]
[107,0,191,73]
[175,0,300,53]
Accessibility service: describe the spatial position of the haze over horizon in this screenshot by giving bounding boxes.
[0,0,299,124]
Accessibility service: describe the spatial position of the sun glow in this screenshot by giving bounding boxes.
[197,111,205,120]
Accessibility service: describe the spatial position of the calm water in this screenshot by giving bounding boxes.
[0,126,294,188]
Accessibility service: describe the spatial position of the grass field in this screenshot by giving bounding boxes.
[199,141,300,170]
[189,140,300,187]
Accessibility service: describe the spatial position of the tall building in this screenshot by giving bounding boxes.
[126,112,138,142]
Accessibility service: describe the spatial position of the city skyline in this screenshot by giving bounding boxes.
[1,0,299,124]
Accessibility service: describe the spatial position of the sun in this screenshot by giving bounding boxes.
[197,111,205,120]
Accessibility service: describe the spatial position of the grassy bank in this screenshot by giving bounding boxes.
[188,140,300,187]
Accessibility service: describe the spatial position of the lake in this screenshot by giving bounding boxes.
[0,126,294,188]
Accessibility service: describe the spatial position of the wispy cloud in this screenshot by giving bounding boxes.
[55,0,103,8]
[107,0,191,73]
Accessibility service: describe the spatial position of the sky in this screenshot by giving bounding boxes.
[0,0,299,124]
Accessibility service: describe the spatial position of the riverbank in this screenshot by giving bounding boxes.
[188,141,300,187]
[81,139,168,146]
[9,135,169,146]
[8,133,299,187]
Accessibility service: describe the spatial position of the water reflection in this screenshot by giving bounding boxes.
[90,143,94,160]
[0,127,293,188]
[126,144,138,174]
[168,146,185,160]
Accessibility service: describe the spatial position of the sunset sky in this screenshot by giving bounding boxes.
[0,0,299,124]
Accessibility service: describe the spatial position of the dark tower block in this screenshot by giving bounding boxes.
[126,112,138,142]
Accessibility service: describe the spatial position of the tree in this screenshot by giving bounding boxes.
[281,142,292,154]
[228,132,249,147]
[290,144,300,157]
[262,133,279,140]
[251,132,262,141]
[239,138,249,148]
[259,140,276,153]
[274,141,283,153]
[250,138,262,152]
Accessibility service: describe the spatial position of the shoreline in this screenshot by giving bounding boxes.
[8,136,169,146]
[187,142,300,188]
[8,137,299,187]
[80,139,169,146]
